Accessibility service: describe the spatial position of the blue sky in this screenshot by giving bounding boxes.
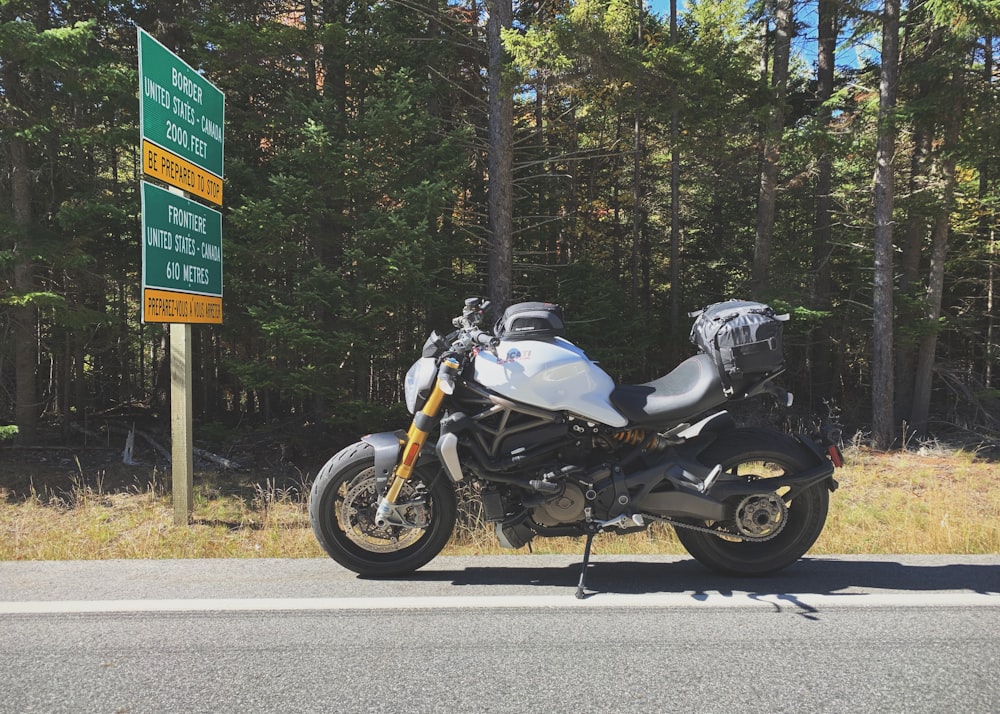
[643,0,875,70]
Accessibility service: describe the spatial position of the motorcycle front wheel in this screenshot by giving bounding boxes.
[674,427,831,576]
[309,441,457,576]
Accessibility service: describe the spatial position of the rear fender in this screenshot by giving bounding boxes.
[632,438,836,521]
[708,460,836,502]
[701,431,839,502]
[663,423,837,500]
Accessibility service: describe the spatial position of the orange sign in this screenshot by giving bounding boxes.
[143,288,223,324]
[142,140,223,206]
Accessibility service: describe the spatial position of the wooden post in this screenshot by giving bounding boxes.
[171,322,194,525]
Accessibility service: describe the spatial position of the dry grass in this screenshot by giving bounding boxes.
[812,445,1000,554]
[1,444,998,560]
[0,475,325,560]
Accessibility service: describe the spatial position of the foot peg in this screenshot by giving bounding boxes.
[700,464,722,493]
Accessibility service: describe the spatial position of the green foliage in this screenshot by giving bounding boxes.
[1,0,997,442]
[924,0,1000,31]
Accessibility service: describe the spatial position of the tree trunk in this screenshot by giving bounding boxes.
[669,0,682,349]
[894,125,932,420]
[871,0,901,449]
[909,61,965,435]
[12,244,38,443]
[3,52,40,443]
[752,0,793,299]
[810,0,836,399]
[486,0,513,312]
[631,111,642,307]
[981,36,995,389]
[895,19,943,420]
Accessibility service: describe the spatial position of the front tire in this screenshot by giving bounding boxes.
[309,441,457,576]
[675,428,830,576]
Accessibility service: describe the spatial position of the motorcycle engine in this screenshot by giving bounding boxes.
[532,482,587,526]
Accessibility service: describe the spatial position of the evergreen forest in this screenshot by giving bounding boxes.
[2,0,999,451]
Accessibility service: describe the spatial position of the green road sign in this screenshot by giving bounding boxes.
[141,182,223,298]
[138,28,224,179]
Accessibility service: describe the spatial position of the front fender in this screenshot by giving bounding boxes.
[361,431,405,493]
[361,431,443,494]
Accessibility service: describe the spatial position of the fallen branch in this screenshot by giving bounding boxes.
[69,421,243,470]
[193,447,242,471]
[129,426,171,462]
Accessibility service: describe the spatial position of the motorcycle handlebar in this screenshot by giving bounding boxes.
[445,327,497,357]
[473,330,497,347]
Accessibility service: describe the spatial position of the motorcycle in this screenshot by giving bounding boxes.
[309,298,842,597]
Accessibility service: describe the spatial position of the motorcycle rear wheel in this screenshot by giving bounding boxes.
[674,428,830,576]
[309,441,457,576]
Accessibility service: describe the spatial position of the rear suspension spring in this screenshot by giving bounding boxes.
[613,429,670,453]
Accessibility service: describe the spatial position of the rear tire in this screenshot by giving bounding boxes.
[309,441,456,576]
[674,428,830,576]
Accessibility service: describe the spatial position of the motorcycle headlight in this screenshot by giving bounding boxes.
[404,357,438,414]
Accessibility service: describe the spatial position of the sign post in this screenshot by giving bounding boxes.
[138,28,224,525]
[171,322,194,524]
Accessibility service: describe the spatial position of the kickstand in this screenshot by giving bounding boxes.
[575,529,596,599]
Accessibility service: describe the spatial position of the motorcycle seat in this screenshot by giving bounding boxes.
[610,353,728,425]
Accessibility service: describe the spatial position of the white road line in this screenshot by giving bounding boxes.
[1,592,997,615]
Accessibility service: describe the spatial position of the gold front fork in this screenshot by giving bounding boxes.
[383,384,446,503]
[382,356,459,506]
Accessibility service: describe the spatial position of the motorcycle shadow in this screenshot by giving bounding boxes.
[385,556,1000,597]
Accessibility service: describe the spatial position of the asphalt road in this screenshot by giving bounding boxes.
[1,555,998,714]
